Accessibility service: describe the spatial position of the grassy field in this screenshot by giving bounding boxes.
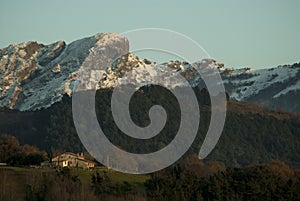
[70,166,150,193]
[0,166,149,182]
[0,166,150,193]
[0,166,54,172]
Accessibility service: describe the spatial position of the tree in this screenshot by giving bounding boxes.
[0,134,48,165]
[0,134,20,162]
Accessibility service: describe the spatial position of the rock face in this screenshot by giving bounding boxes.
[0,33,129,111]
[0,33,218,111]
[0,33,299,113]
[220,63,300,113]
[0,41,44,109]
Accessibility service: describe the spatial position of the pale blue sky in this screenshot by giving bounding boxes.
[1,0,299,68]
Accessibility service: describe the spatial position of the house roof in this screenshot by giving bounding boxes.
[52,152,95,164]
[77,157,95,164]
[52,152,82,158]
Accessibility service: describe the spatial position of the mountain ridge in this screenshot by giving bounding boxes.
[0,33,299,113]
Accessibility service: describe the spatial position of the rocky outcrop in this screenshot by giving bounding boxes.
[0,33,299,113]
[0,33,128,111]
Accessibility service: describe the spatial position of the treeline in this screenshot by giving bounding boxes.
[0,157,299,201]
[0,134,48,166]
[0,85,300,167]
[145,156,300,201]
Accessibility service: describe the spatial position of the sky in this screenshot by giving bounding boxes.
[0,0,299,69]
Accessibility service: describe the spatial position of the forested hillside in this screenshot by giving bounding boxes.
[0,86,299,167]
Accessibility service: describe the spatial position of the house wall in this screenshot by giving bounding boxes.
[51,152,95,169]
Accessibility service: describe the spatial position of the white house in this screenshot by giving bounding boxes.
[51,152,95,169]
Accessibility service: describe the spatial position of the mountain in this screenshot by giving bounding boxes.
[1,33,299,113]
[0,33,300,167]
[220,63,300,113]
[0,33,128,111]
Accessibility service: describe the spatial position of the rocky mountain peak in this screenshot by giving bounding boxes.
[0,33,128,111]
[0,33,299,113]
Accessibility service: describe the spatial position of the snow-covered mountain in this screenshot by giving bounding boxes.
[0,33,128,111]
[0,33,299,113]
[220,63,300,113]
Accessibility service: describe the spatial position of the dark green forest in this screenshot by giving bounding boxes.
[0,86,299,167]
